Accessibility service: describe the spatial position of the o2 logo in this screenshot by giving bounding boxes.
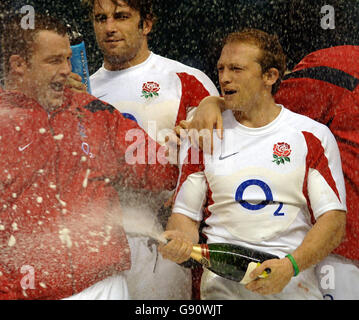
[235,179,285,216]
[82,142,95,158]
[78,122,95,158]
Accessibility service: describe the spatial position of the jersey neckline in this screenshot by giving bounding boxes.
[100,52,155,75]
[223,104,286,136]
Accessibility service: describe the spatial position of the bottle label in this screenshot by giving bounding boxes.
[200,244,211,267]
[70,42,92,94]
[240,262,270,285]
[240,262,259,285]
[199,257,210,268]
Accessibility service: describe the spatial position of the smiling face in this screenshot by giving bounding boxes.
[21,30,72,112]
[93,0,152,70]
[217,42,269,113]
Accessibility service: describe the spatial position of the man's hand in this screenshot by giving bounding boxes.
[245,258,294,295]
[174,121,189,141]
[175,119,217,155]
[189,97,224,138]
[66,72,87,93]
[164,130,181,165]
[158,230,194,264]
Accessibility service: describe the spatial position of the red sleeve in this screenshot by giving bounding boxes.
[302,130,342,224]
[175,72,211,125]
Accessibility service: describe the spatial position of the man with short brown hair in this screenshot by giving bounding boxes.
[0,13,178,300]
[222,29,286,95]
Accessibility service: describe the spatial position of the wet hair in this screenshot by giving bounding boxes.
[82,0,155,26]
[223,28,287,95]
[1,13,68,77]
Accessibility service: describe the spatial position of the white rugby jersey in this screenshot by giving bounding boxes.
[90,52,219,145]
[174,106,347,257]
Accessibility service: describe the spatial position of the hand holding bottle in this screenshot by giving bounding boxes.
[158,230,194,264]
[67,24,92,94]
[245,257,294,295]
[66,72,87,93]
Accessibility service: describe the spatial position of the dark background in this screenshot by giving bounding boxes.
[1,0,358,89]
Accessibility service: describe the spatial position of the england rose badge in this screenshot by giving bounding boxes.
[141,81,160,99]
[272,142,291,165]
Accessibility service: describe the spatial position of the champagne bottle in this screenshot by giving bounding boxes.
[190,243,279,284]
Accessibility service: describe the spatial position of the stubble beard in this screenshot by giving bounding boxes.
[104,51,137,69]
[102,34,144,70]
[40,92,64,113]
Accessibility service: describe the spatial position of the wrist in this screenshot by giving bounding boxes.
[219,97,226,112]
[285,254,300,277]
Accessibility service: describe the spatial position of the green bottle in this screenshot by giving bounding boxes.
[190,243,279,284]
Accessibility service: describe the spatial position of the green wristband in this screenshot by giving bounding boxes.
[286,254,299,277]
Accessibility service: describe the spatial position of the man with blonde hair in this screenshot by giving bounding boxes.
[160,29,346,300]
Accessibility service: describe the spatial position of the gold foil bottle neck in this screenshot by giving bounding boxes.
[190,244,211,268]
